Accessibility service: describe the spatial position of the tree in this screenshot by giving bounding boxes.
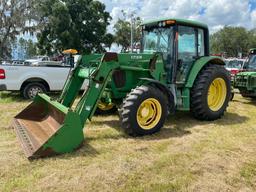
[248,29,256,49]
[26,39,37,58]
[113,14,141,52]
[11,38,37,59]
[210,26,256,57]
[0,0,37,59]
[113,19,131,52]
[36,0,113,55]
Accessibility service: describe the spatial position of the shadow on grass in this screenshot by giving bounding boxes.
[65,140,99,159]
[90,111,249,141]
[214,112,249,125]
[232,98,256,106]
[30,111,249,160]
[33,140,99,161]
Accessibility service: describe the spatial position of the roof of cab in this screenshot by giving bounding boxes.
[142,18,208,29]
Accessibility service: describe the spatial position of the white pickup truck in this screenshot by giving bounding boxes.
[0,64,73,99]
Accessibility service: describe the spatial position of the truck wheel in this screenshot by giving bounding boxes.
[191,65,231,120]
[95,101,117,115]
[120,85,168,136]
[22,82,47,99]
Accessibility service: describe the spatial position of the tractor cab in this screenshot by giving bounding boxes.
[242,49,256,71]
[141,19,209,84]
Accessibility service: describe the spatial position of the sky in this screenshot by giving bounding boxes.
[99,0,256,33]
[12,0,256,58]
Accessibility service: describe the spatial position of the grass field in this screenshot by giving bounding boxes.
[1,92,256,192]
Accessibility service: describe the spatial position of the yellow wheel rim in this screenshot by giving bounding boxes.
[136,98,162,130]
[207,78,227,111]
[98,101,115,111]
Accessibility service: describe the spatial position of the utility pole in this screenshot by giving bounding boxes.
[130,11,136,53]
[131,16,133,53]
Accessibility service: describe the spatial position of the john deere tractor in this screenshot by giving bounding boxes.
[234,48,256,98]
[12,18,231,159]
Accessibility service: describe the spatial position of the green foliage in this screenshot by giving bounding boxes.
[26,39,37,58]
[113,16,141,52]
[0,0,37,59]
[36,0,113,55]
[113,19,131,51]
[210,26,256,57]
[12,38,37,59]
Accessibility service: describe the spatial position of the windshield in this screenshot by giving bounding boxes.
[225,59,243,69]
[244,54,256,70]
[142,27,173,53]
[142,27,174,65]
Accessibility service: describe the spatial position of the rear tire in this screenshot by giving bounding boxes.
[120,85,168,136]
[191,65,231,120]
[22,82,47,99]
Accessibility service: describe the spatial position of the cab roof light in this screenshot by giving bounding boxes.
[165,20,176,25]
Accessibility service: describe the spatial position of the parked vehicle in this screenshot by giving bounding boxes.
[234,48,256,98]
[0,56,81,99]
[12,18,231,159]
[0,60,12,65]
[24,56,50,65]
[225,58,245,100]
[224,58,245,78]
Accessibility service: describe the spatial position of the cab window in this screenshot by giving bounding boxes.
[176,26,205,83]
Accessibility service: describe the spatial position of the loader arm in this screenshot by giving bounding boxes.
[74,52,119,122]
[12,52,120,159]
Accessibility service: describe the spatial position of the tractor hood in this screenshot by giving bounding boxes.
[236,71,256,77]
[234,71,256,89]
[80,53,162,69]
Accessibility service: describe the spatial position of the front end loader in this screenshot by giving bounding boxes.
[12,18,231,159]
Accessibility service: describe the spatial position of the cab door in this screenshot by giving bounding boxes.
[176,26,205,85]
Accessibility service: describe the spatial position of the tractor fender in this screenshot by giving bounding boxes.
[185,56,225,88]
[139,78,176,112]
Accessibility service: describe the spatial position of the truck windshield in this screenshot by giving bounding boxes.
[244,54,256,70]
[225,59,244,69]
[142,27,174,54]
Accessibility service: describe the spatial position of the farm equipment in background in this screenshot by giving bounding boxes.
[224,58,245,100]
[234,48,256,98]
[12,18,231,159]
[224,58,245,79]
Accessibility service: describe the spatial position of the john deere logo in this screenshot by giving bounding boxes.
[131,55,143,60]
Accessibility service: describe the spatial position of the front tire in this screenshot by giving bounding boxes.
[120,85,168,136]
[191,65,231,120]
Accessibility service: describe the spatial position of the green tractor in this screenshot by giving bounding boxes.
[234,48,256,98]
[12,18,231,159]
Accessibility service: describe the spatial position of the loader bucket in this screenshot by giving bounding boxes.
[12,94,84,160]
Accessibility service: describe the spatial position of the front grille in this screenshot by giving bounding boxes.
[234,76,247,87]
